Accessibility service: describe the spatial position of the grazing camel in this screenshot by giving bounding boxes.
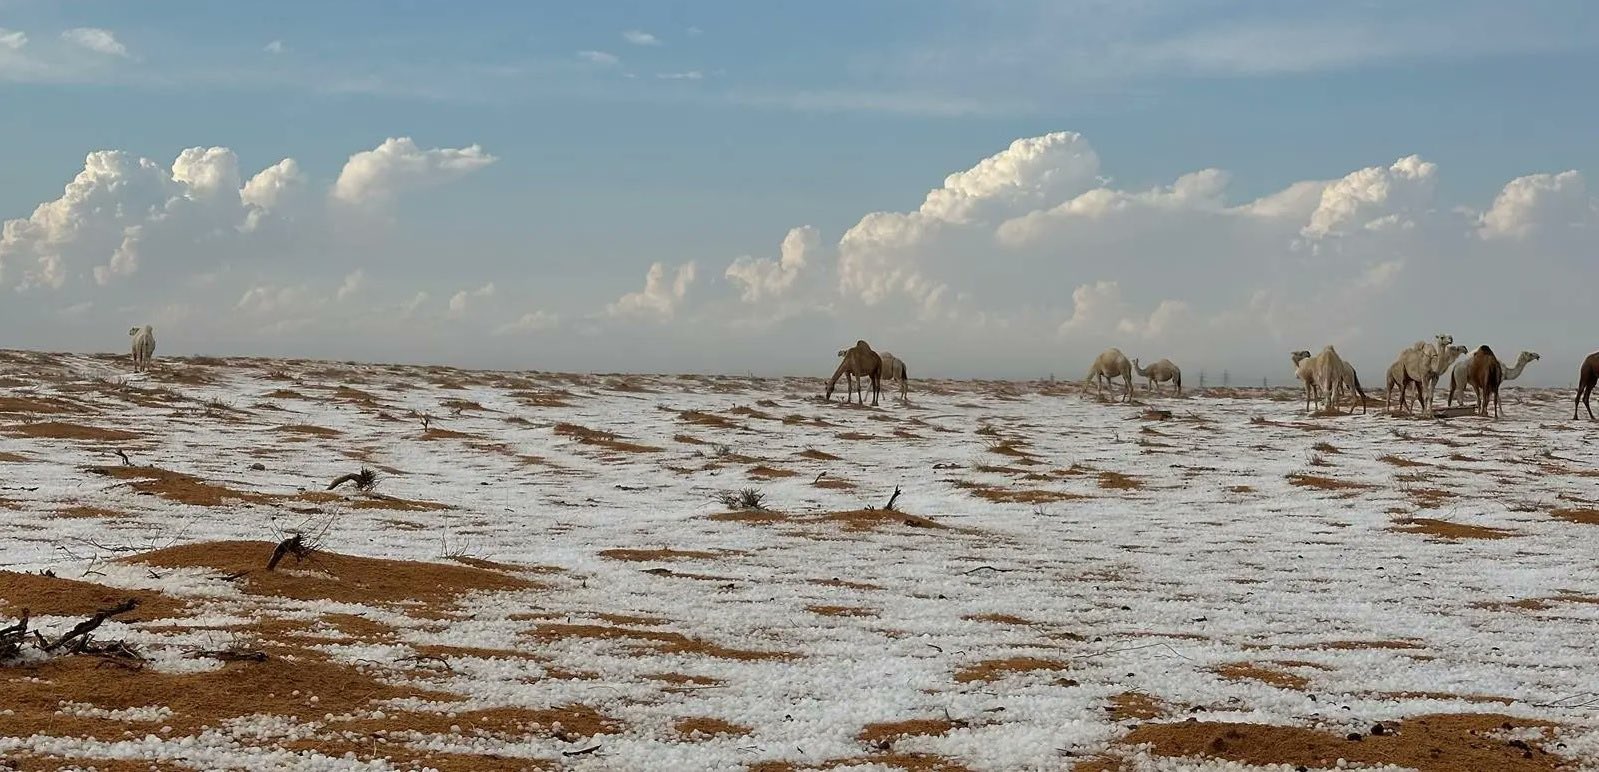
[1084,348,1134,403]
[1420,334,1454,405]
[1448,351,1539,407]
[128,325,156,372]
[1310,346,1348,415]
[835,349,909,403]
[1574,352,1599,420]
[1465,345,1504,419]
[1132,358,1182,396]
[1337,360,1368,414]
[825,340,882,406]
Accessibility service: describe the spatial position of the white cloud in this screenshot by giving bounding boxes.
[335,269,366,301]
[237,283,313,315]
[495,310,560,335]
[725,226,819,303]
[1301,155,1437,239]
[656,70,703,80]
[607,261,697,320]
[622,30,661,46]
[1478,170,1594,240]
[578,50,620,66]
[447,282,496,319]
[61,28,128,58]
[331,137,496,208]
[0,28,27,50]
[264,40,286,55]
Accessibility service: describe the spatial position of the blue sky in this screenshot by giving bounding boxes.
[2,1,1597,380]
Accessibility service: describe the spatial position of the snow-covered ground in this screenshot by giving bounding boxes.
[1,350,1596,771]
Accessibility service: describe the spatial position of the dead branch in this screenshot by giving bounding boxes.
[43,599,138,653]
[186,648,268,663]
[112,449,132,466]
[562,746,601,757]
[960,565,1016,575]
[883,486,902,511]
[266,534,308,571]
[327,468,377,491]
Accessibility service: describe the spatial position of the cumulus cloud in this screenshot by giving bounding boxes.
[332,137,496,208]
[607,261,697,320]
[725,226,819,303]
[837,131,1101,306]
[1478,171,1594,240]
[0,29,27,50]
[578,50,620,66]
[0,147,271,289]
[622,30,661,46]
[657,70,703,80]
[264,40,286,55]
[495,310,560,335]
[61,28,128,58]
[447,282,497,319]
[1301,155,1437,239]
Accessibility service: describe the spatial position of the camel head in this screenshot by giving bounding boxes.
[1436,334,1454,348]
[1517,351,1541,365]
[1291,350,1312,365]
[128,327,141,336]
[836,349,848,357]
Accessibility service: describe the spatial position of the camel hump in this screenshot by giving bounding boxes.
[1477,345,1494,356]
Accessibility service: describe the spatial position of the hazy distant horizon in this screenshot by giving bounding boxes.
[3,3,1596,389]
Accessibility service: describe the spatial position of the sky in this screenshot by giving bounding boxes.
[1,1,1597,383]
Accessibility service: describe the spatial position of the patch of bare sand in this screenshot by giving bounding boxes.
[1212,662,1309,690]
[598,548,721,562]
[1551,507,1599,525]
[858,718,957,744]
[128,540,534,606]
[1392,517,1515,540]
[274,424,342,438]
[675,716,751,740]
[0,571,184,620]
[4,421,140,442]
[749,465,800,479]
[811,509,945,533]
[527,623,794,661]
[553,422,661,453]
[1078,713,1564,772]
[0,396,91,415]
[954,656,1071,683]
[1107,692,1165,721]
[1287,473,1369,490]
[955,481,1088,504]
[807,605,877,618]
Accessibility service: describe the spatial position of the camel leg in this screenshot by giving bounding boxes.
[1588,384,1596,420]
[871,374,880,407]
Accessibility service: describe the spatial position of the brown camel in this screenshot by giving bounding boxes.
[1465,345,1503,418]
[826,340,882,406]
[1575,352,1599,420]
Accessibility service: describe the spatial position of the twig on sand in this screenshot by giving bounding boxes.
[563,746,601,757]
[266,534,309,571]
[960,565,1016,575]
[327,468,378,492]
[43,599,138,653]
[186,648,268,663]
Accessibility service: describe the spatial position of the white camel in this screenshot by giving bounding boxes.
[1292,350,1318,412]
[1387,344,1465,416]
[1085,348,1134,403]
[1447,350,1538,407]
[128,325,156,372]
[1132,358,1182,396]
[1310,345,1349,415]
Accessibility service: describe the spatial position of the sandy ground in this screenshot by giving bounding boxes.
[0,349,1597,771]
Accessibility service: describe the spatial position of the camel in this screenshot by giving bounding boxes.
[1386,345,1437,415]
[1084,348,1134,403]
[1387,344,1465,416]
[1575,352,1599,420]
[1309,346,1348,415]
[1132,358,1182,396]
[1420,334,1454,405]
[1465,345,1504,418]
[838,348,909,402]
[1292,350,1319,412]
[1337,360,1368,414]
[1448,351,1538,407]
[128,325,155,372]
[825,340,882,406]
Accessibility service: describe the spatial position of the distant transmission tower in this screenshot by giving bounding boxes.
[1198,371,1207,389]
[1222,370,1231,387]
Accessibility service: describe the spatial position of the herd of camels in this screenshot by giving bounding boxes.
[118,325,1599,420]
[826,335,1599,421]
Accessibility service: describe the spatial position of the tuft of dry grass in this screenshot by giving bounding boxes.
[1286,473,1368,491]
